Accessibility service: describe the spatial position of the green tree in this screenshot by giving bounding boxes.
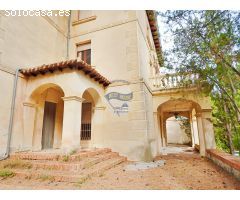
[158,10,240,155]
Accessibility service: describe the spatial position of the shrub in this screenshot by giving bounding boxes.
[0,169,15,178]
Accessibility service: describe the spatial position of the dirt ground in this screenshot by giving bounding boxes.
[0,150,239,190]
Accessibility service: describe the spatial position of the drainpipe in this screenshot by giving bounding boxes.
[0,68,20,161]
[66,10,71,60]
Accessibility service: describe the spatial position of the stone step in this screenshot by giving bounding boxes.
[30,152,119,171]
[70,148,112,161]
[10,153,60,161]
[13,156,126,183]
[10,148,111,161]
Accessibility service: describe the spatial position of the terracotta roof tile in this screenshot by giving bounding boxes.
[146,10,163,66]
[20,59,111,87]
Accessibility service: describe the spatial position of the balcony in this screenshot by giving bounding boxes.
[149,73,200,91]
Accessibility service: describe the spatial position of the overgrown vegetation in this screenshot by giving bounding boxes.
[158,11,240,155]
[69,149,77,155]
[62,155,70,162]
[0,169,15,178]
[177,117,192,145]
[38,174,55,182]
[2,159,32,169]
[75,175,91,188]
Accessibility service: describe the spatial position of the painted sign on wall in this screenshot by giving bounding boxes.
[105,80,133,116]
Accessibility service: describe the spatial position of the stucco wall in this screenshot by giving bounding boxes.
[0,70,14,155]
[0,12,68,155]
[166,117,191,145]
[136,11,159,84]
[69,11,139,82]
[0,11,68,70]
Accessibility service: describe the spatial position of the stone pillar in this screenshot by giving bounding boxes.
[163,119,167,147]
[202,109,216,149]
[53,100,64,149]
[92,106,106,148]
[196,112,206,156]
[153,112,162,154]
[189,117,195,147]
[23,102,36,150]
[192,116,199,145]
[159,115,166,147]
[61,96,84,151]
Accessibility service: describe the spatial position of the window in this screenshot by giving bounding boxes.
[77,49,91,65]
[76,41,91,65]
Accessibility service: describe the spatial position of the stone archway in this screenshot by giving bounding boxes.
[81,88,104,149]
[23,83,65,151]
[156,98,207,156]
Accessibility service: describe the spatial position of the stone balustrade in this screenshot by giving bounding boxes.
[150,73,199,90]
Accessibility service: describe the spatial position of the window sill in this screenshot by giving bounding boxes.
[72,16,97,26]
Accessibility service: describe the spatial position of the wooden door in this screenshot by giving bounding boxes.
[42,101,56,149]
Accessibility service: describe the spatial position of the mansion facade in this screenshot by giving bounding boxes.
[0,10,216,161]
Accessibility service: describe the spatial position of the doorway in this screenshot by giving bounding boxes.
[166,116,192,146]
[42,101,57,149]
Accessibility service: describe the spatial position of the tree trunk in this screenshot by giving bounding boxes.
[223,103,235,155]
[228,74,240,123]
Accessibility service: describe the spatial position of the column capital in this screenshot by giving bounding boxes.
[62,96,85,102]
[23,102,36,107]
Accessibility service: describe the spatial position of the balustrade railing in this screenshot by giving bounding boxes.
[150,73,199,90]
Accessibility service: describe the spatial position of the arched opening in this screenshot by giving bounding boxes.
[28,83,64,151]
[157,99,201,153]
[166,115,192,147]
[81,88,101,148]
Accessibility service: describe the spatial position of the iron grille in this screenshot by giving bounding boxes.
[81,123,91,140]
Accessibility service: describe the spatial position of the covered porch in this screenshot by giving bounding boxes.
[18,59,110,153]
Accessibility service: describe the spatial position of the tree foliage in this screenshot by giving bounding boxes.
[158,10,240,155]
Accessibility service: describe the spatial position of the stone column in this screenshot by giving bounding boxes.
[202,109,216,149]
[153,112,162,154]
[91,106,106,148]
[23,102,36,151]
[196,112,206,156]
[61,96,84,151]
[162,119,167,147]
[189,114,195,147]
[159,115,166,147]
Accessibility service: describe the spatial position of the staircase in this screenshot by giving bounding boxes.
[2,148,126,183]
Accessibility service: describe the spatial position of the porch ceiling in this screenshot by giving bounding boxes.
[20,59,111,87]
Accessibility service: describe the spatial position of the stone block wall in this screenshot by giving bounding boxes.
[206,149,240,180]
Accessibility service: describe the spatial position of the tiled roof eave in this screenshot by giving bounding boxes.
[146,10,163,66]
[20,59,111,87]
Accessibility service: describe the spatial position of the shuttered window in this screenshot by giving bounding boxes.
[77,42,91,64]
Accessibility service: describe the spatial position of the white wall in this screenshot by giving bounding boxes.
[0,12,68,70]
[0,70,14,155]
[166,117,191,145]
